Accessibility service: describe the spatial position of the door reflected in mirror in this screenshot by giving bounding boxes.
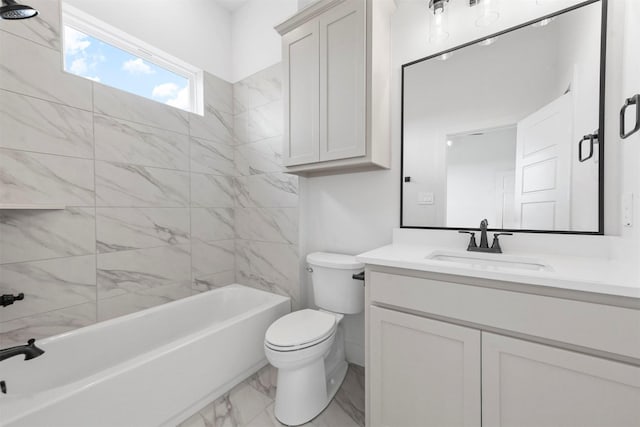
[401,0,605,233]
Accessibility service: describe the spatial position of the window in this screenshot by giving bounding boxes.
[62,4,203,114]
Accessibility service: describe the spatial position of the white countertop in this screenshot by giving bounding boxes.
[357,243,640,300]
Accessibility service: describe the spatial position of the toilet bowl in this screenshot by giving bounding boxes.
[264,252,364,426]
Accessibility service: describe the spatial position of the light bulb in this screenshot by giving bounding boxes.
[475,0,500,27]
[429,4,449,43]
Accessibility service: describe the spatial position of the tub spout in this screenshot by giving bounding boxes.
[0,338,44,362]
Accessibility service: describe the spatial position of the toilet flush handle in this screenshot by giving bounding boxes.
[352,271,365,281]
[306,267,313,273]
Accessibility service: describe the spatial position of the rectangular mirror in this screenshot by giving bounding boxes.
[401,0,606,234]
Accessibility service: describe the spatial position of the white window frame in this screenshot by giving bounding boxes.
[62,4,204,115]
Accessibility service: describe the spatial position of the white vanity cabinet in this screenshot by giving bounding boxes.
[276,0,393,176]
[369,306,481,427]
[482,333,640,427]
[365,268,640,427]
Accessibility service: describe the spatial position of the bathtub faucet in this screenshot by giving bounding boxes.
[0,338,45,362]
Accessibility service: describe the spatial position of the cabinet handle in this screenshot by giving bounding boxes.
[578,130,598,162]
[620,94,640,140]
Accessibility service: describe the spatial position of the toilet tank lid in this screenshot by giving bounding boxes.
[306,252,364,270]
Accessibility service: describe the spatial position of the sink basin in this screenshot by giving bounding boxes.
[425,250,552,272]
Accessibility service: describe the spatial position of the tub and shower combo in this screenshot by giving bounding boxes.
[0,285,290,427]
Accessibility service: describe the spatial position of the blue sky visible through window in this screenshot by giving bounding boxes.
[64,26,190,111]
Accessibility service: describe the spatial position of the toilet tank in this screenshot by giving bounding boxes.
[306,252,365,314]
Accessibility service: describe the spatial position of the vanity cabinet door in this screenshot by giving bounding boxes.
[369,306,481,427]
[282,19,320,166]
[482,332,640,427]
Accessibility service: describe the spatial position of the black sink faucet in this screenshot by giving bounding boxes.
[459,219,512,253]
[0,339,45,362]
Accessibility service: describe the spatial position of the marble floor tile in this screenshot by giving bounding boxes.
[0,89,94,158]
[213,379,273,427]
[247,364,278,400]
[178,364,365,427]
[178,403,215,427]
[334,365,365,426]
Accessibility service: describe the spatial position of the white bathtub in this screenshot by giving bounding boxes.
[0,284,290,427]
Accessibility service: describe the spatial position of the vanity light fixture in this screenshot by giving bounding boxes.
[428,0,450,42]
[428,0,500,43]
[475,0,500,27]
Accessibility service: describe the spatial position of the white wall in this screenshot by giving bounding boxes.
[231,0,298,82]
[64,0,233,81]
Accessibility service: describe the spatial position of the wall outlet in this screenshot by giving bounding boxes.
[418,192,434,205]
[622,192,633,227]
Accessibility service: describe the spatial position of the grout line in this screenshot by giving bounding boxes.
[0,86,93,114]
[0,27,61,52]
[92,81,99,325]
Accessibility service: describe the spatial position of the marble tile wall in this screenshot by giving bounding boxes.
[0,0,236,346]
[232,64,301,308]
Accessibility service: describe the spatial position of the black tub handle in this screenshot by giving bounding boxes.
[621,94,640,140]
[578,131,598,162]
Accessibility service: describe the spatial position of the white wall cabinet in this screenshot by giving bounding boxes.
[276,0,393,176]
[365,268,640,427]
[369,306,481,427]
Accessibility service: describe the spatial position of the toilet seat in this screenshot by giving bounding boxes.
[265,309,337,352]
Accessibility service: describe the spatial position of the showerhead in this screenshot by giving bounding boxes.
[0,0,38,20]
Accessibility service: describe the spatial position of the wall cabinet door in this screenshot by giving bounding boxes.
[482,332,640,427]
[369,306,481,427]
[282,19,320,166]
[319,0,366,162]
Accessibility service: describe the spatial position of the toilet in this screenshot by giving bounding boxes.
[264,252,364,426]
